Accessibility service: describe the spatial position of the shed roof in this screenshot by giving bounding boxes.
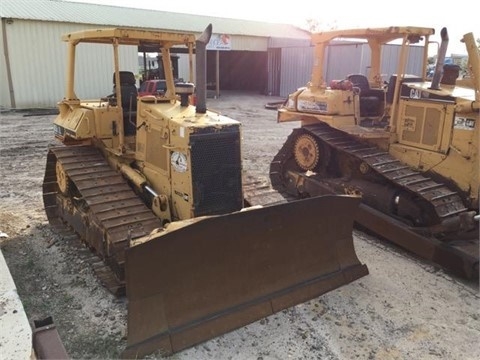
[1,0,310,39]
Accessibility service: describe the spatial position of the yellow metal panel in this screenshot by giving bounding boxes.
[398,99,449,152]
[62,28,195,45]
[146,128,168,171]
[311,27,434,45]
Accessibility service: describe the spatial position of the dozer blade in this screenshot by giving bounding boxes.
[123,195,368,358]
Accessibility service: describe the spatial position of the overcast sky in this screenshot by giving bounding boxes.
[66,0,478,55]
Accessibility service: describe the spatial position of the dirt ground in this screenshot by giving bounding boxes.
[0,91,479,360]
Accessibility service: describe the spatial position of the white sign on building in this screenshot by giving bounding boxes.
[207,34,232,51]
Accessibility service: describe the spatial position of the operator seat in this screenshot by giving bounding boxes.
[113,71,138,136]
[347,74,381,117]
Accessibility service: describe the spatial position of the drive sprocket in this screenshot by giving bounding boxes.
[293,133,320,170]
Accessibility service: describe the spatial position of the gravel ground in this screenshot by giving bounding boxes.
[0,91,479,359]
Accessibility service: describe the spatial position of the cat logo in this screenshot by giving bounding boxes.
[409,88,430,100]
[409,88,421,99]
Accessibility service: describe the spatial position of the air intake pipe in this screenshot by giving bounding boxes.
[195,24,212,113]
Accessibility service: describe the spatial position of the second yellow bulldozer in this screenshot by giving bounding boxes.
[42,25,368,357]
[270,26,479,279]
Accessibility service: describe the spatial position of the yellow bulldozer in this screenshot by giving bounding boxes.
[42,25,368,357]
[270,26,479,279]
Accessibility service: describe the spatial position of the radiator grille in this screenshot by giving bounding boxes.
[190,126,243,217]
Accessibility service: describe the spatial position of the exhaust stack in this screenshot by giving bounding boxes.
[195,24,212,113]
[430,27,449,90]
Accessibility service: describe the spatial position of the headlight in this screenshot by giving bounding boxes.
[53,124,65,136]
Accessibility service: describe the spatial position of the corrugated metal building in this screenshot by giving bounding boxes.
[0,0,425,109]
[0,0,311,109]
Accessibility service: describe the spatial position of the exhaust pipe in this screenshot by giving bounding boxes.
[430,27,449,90]
[195,24,212,113]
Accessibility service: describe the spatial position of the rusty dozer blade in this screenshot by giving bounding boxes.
[123,195,368,358]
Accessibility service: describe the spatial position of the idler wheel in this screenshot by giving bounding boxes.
[56,161,71,195]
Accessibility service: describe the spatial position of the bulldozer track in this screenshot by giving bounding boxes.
[45,220,125,295]
[242,175,297,207]
[302,123,468,222]
[43,145,163,295]
[270,123,478,279]
[42,145,299,295]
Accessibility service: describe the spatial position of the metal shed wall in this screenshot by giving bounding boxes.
[324,43,426,83]
[0,19,138,109]
[278,43,425,98]
[279,46,314,97]
[0,21,10,109]
[324,43,368,81]
[381,44,425,79]
[268,37,311,48]
[230,36,268,51]
[0,18,268,109]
